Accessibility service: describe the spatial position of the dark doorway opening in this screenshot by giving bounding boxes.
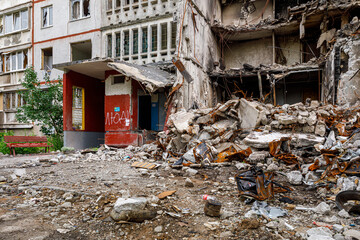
[138,95,151,130]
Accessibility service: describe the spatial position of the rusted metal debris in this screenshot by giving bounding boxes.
[269,137,300,167]
[172,59,194,83]
[235,167,291,201]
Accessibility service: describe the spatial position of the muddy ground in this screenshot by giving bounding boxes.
[0,152,358,240]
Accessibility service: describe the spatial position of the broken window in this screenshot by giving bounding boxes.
[0,55,3,73]
[115,32,121,57]
[3,50,28,72]
[5,55,10,72]
[142,27,148,53]
[161,23,167,50]
[83,0,90,17]
[72,86,85,130]
[151,25,157,51]
[107,0,112,10]
[171,22,176,49]
[124,30,130,56]
[23,50,28,69]
[4,93,10,110]
[42,6,53,28]
[42,48,53,71]
[107,34,112,57]
[71,40,92,61]
[71,0,90,20]
[71,0,80,19]
[0,15,3,35]
[133,29,138,55]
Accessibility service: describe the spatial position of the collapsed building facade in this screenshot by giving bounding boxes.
[173,0,360,109]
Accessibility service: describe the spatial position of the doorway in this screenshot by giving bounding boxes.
[138,95,151,130]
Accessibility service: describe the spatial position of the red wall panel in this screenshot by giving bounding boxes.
[63,71,105,132]
[105,95,131,131]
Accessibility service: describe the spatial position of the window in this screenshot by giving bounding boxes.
[133,29,138,55]
[107,34,112,57]
[161,23,167,50]
[151,25,157,51]
[115,0,121,8]
[142,27,148,53]
[0,15,3,35]
[124,31,130,56]
[72,86,85,130]
[4,10,28,34]
[71,41,92,61]
[113,76,125,84]
[107,0,112,10]
[2,50,28,73]
[42,6,53,28]
[3,92,24,111]
[115,32,121,57]
[71,0,90,20]
[42,48,53,71]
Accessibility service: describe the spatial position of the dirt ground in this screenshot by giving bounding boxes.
[0,152,357,240]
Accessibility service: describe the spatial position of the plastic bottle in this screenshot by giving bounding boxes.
[202,194,217,201]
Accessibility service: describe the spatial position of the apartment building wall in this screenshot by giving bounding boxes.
[33,0,102,81]
[0,0,33,132]
[173,0,221,109]
[101,0,178,64]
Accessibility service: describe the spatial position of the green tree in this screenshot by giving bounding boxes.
[16,67,63,144]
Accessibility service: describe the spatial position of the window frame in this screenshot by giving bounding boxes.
[42,48,53,71]
[41,5,53,29]
[1,50,28,73]
[3,9,29,35]
[3,92,24,111]
[70,0,91,21]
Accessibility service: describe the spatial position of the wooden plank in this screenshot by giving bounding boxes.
[157,190,176,200]
[4,136,48,143]
[131,161,156,169]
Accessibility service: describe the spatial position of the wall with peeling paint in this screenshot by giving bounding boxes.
[224,38,273,69]
[176,0,221,109]
[337,39,360,106]
[222,0,274,26]
[105,75,132,96]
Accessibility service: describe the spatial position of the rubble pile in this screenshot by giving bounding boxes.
[160,98,360,155]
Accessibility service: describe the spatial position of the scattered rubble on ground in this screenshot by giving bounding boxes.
[3,100,360,239]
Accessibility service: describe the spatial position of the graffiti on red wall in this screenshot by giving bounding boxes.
[105,110,130,127]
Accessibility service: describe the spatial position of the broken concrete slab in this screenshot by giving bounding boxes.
[238,99,265,130]
[169,111,195,134]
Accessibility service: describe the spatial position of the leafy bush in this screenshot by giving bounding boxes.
[48,134,64,151]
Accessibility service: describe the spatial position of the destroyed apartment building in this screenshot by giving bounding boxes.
[170,0,360,111]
